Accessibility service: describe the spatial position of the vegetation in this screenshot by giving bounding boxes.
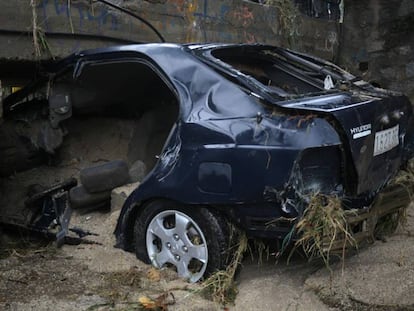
[200,233,248,305]
[292,193,356,272]
[30,0,55,59]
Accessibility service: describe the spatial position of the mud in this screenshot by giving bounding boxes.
[1,167,413,310]
[0,209,217,311]
[1,204,413,310]
[235,205,414,311]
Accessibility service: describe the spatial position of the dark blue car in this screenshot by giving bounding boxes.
[2,43,413,282]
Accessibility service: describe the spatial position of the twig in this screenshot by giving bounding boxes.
[7,278,28,285]
[30,0,41,58]
[67,0,75,34]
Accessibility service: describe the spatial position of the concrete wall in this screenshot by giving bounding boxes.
[0,0,151,60]
[0,0,412,102]
[339,0,414,102]
[122,0,339,59]
[0,0,339,61]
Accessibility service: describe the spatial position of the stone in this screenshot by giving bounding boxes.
[129,160,147,182]
[366,40,384,53]
[397,45,412,56]
[111,181,140,210]
[406,62,414,78]
[380,67,398,78]
[398,0,414,17]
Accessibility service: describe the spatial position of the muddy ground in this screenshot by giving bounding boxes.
[1,202,414,310]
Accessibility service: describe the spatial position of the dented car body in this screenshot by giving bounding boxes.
[1,43,413,281]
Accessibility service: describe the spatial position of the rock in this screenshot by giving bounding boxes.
[398,0,414,17]
[111,182,140,210]
[366,40,384,53]
[380,67,397,78]
[129,160,147,182]
[397,45,411,56]
[406,62,414,78]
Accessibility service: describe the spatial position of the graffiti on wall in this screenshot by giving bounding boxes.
[35,0,124,53]
[38,0,120,33]
[32,0,338,59]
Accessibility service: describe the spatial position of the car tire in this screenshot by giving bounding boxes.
[80,160,130,193]
[134,200,232,282]
[69,185,111,209]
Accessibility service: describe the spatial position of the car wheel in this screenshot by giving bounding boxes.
[80,160,130,193]
[69,185,110,209]
[134,200,231,282]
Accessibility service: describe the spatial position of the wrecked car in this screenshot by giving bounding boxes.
[1,43,413,282]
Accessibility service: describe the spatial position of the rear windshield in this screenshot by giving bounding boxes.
[211,47,326,96]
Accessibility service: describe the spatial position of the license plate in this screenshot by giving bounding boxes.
[373,125,399,156]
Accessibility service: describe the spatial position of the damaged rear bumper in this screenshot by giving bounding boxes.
[329,183,411,252]
[228,180,411,248]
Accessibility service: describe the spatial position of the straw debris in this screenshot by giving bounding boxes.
[392,159,414,199]
[377,161,414,235]
[199,233,248,305]
[30,0,54,59]
[292,193,356,271]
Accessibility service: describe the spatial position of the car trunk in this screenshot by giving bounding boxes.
[278,92,413,196]
[204,45,414,198]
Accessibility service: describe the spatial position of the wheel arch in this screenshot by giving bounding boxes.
[115,196,161,252]
[114,195,234,254]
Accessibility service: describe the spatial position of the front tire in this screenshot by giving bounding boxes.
[134,200,231,282]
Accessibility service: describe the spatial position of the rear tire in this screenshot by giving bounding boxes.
[69,185,111,209]
[134,200,232,282]
[80,160,130,193]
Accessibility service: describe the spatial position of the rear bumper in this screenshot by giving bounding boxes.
[329,183,410,251]
[232,182,411,243]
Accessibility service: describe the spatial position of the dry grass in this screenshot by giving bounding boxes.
[67,0,75,34]
[293,160,414,267]
[292,193,356,272]
[247,239,271,266]
[0,231,55,259]
[378,161,414,234]
[30,0,41,59]
[199,233,248,305]
[374,209,406,239]
[30,0,54,59]
[392,159,414,199]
